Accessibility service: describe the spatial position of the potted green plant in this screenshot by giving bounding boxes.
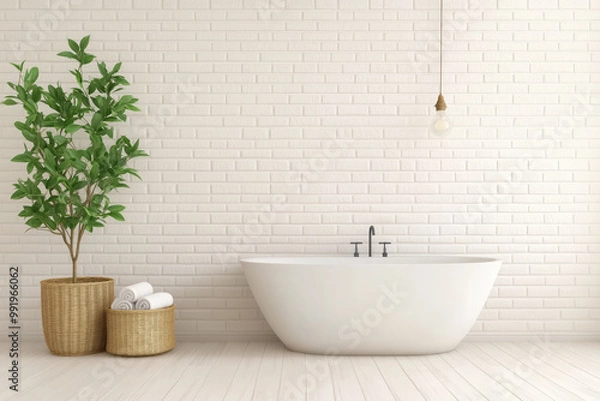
[3,36,146,355]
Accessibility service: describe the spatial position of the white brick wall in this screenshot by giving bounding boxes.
[0,0,599,340]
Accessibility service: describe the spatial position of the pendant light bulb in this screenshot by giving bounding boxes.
[430,93,452,137]
[430,0,452,138]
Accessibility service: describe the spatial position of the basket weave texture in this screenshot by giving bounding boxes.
[40,277,114,356]
[106,304,176,356]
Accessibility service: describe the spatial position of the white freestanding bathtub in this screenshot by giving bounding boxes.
[242,256,501,355]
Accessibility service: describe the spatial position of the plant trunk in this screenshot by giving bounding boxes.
[72,257,78,284]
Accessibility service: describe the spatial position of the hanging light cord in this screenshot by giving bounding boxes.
[439,0,443,94]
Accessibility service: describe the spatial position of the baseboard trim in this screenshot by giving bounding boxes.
[176,333,280,342]
[6,333,599,343]
[179,333,600,343]
[465,333,600,342]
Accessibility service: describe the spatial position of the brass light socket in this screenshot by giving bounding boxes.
[434,94,447,111]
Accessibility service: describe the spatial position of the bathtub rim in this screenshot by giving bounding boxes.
[241,255,502,266]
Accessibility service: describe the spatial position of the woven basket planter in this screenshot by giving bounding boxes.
[106,305,176,356]
[40,277,114,356]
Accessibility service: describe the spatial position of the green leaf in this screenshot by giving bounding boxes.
[64,124,82,134]
[11,153,32,163]
[81,149,92,161]
[11,189,25,200]
[16,86,26,101]
[92,194,104,205]
[72,160,87,170]
[109,212,125,222]
[25,217,43,228]
[107,205,125,213]
[91,112,103,130]
[68,39,79,53]
[31,87,42,102]
[57,51,77,60]
[72,180,88,191]
[23,99,37,114]
[21,131,37,143]
[97,62,108,77]
[54,136,68,146]
[14,122,37,142]
[90,162,99,179]
[2,98,17,106]
[80,35,90,51]
[82,54,95,65]
[126,169,142,180]
[114,76,130,86]
[18,207,35,218]
[44,148,56,169]
[111,62,122,74]
[71,69,82,86]
[24,67,39,87]
[118,95,134,104]
[46,176,58,190]
[10,61,25,72]
[132,150,148,158]
[41,216,57,230]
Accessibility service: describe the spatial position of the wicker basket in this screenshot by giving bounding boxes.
[106,305,176,356]
[40,277,114,356]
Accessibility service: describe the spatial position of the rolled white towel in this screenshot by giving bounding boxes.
[119,282,153,302]
[135,292,174,310]
[111,298,134,310]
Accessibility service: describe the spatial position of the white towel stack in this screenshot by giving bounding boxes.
[111,281,174,311]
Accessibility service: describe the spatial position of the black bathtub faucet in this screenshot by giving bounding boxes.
[368,225,375,257]
[350,226,390,257]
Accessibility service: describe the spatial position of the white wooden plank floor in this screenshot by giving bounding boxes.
[2,341,599,401]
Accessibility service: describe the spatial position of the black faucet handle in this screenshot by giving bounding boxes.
[350,242,363,257]
[379,242,391,257]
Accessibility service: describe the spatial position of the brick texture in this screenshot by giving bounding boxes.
[0,0,598,340]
